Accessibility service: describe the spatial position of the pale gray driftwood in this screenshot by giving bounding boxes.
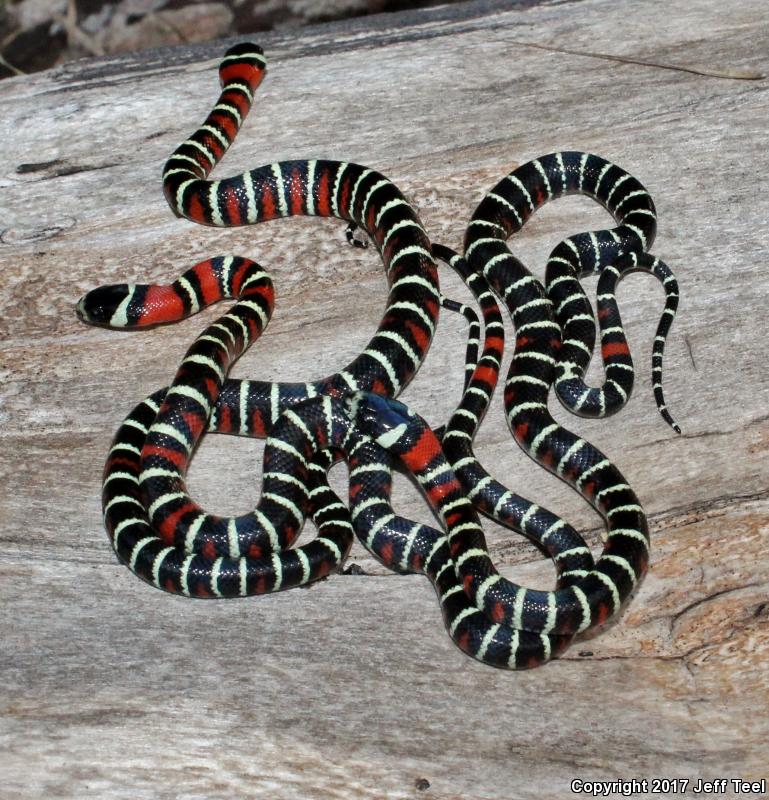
[0,0,767,798]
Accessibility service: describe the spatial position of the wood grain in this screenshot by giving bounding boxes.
[1,0,767,797]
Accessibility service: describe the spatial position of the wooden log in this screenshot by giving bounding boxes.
[1,0,767,796]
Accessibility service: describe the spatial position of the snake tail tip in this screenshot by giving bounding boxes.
[225,42,264,57]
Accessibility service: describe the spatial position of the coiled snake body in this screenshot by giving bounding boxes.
[78,43,679,668]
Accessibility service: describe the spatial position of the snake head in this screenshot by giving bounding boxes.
[347,392,421,454]
[75,284,132,327]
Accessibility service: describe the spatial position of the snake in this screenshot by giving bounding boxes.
[78,39,444,563]
[81,253,575,666]
[158,41,440,409]
[433,151,679,635]
[77,42,678,663]
[80,245,588,667]
[81,41,591,576]
[76,41,494,596]
[84,259,388,598]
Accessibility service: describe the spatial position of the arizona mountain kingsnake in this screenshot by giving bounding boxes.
[78,43,679,668]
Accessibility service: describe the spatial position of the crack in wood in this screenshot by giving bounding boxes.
[637,412,769,450]
[649,488,769,531]
[683,334,697,370]
[670,582,764,627]
[16,161,120,180]
[498,37,765,81]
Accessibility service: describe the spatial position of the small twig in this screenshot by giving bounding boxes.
[0,51,24,75]
[0,24,25,75]
[505,38,765,81]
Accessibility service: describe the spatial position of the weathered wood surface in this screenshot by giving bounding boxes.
[1,0,767,797]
